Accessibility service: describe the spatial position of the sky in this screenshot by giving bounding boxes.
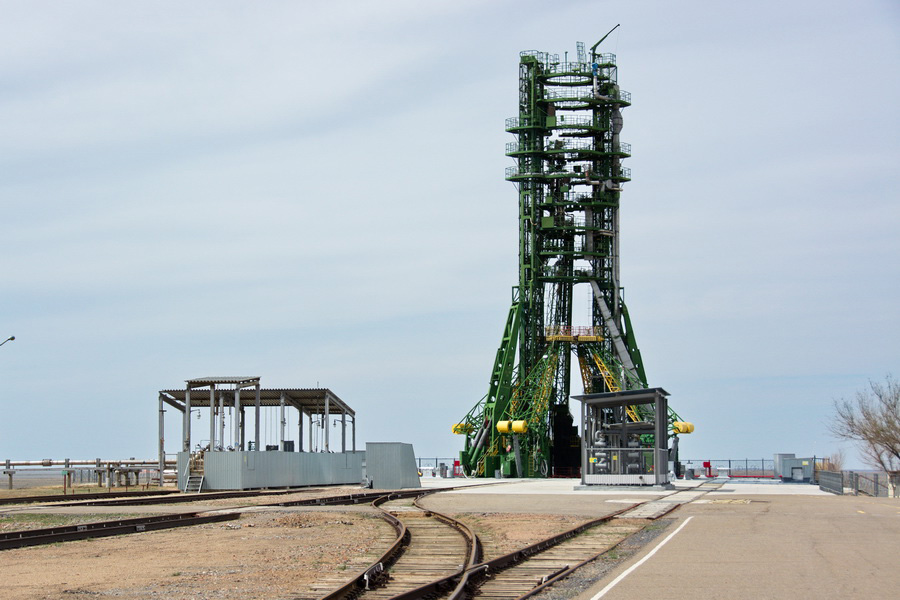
[1,1,898,469]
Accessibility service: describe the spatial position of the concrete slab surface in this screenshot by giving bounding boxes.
[710,481,833,495]
[576,493,900,600]
[427,478,677,495]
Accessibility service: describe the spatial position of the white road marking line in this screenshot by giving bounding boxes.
[590,516,694,599]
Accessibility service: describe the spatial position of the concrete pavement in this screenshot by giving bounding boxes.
[576,491,900,600]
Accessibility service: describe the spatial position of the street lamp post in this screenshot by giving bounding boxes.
[0,336,14,348]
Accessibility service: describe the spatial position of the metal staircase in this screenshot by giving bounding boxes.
[184,474,204,493]
[183,452,205,493]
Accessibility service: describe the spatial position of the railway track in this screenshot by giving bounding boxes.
[311,491,481,600]
[1,481,692,599]
[46,485,459,508]
[0,489,179,506]
[0,511,239,550]
[461,514,645,600]
[362,494,481,600]
[311,500,650,600]
[0,486,466,554]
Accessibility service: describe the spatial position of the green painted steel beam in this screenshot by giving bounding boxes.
[457,36,676,478]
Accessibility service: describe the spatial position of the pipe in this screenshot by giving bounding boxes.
[4,459,176,467]
[472,421,490,452]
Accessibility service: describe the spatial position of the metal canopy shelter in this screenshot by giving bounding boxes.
[157,377,356,477]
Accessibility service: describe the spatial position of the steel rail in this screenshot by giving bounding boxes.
[311,500,647,600]
[0,511,239,551]
[277,487,460,508]
[315,489,480,600]
[0,489,179,506]
[450,503,644,600]
[383,496,482,600]
[48,485,360,507]
[49,486,462,508]
[314,494,411,600]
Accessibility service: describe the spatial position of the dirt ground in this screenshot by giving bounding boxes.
[0,484,656,600]
[0,484,165,499]
[449,512,589,560]
[0,484,362,504]
[1,508,393,600]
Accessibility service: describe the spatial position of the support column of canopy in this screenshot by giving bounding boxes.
[183,387,191,452]
[279,392,286,451]
[324,393,330,452]
[298,409,304,452]
[217,391,225,450]
[158,394,165,482]
[208,383,216,451]
[254,383,261,451]
[234,387,241,450]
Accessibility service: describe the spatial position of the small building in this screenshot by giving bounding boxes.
[774,453,814,482]
[573,388,671,487]
[158,377,362,491]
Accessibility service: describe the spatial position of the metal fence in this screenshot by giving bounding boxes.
[817,470,843,494]
[416,457,459,477]
[817,470,896,497]
[681,459,775,478]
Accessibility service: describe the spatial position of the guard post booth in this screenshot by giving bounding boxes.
[158,377,361,491]
[573,387,670,487]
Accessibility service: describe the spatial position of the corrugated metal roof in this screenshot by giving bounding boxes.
[159,387,354,416]
[185,376,260,385]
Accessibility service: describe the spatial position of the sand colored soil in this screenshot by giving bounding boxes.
[1,509,394,600]
[450,512,590,560]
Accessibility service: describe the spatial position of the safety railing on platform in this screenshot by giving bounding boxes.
[506,165,631,180]
[544,326,603,338]
[507,140,631,155]
[544,87,631,104]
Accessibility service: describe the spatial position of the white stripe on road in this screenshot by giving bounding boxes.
[590,516,694,599]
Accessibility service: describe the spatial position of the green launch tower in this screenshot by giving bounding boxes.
[454,32,688,478]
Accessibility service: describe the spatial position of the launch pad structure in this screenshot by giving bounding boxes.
[454,30,692,482]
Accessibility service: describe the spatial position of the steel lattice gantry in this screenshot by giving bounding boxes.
[455,34,688,479]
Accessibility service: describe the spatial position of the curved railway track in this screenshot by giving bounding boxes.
[312,501,651,600]
[364,494,481,600]
[312,491,481,600]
